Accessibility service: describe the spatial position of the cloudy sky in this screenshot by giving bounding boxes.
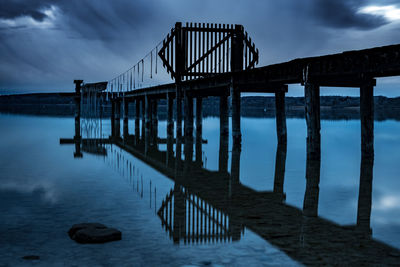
[1,0,400,95]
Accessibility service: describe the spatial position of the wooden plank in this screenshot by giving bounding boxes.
[202,23,205,75]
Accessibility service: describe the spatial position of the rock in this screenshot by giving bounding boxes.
[68,223,121,244]
[22,255,40,260]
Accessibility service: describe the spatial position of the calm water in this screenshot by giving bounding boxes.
[1,113,400,266]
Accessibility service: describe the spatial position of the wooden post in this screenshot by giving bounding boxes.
[152,99,158,146]
[135,98,140,144]
[167,93,174,139]
[275,88,287,145]
[195,97,203,166]
[145,95,151,154]
[141,97,146,141]
[219,95,229,172]
[115,100,121,138]
[111,100,115,137]
[123,99,129,139]
[357,80,375,236]
[73,80,83,158]
[175,22,185,169]
[360,81,374,159]
[230,25,244,147]
[303,82,321,217]
[73,80,82,140]
[184,94,194,165]
[304,83,320,158]
[167,93,174,167]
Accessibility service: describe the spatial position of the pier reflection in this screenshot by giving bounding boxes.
[59,112,399,266]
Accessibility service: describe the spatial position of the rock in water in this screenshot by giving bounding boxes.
[68,223,121,244]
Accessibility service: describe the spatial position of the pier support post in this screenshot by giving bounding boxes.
[167,93,174,167]
[275,88,287,145]
[151,99,158,146]
[73,80,83,158]
[230,82,241,147]
[219,95,229,172]
[357,80,375,236]
[184,94,194,166]
[303,82,321,217]
[195,97,203,167]
[174,22,185,171]
[123,99,129,139]
[230,24,244,147]
[135,98,140,144]
[305,83,320,157]
[115,100,121,138]
[141,97,146,141]
[145,95,151,155]
[360,81,374,160]
[111,100,115,137]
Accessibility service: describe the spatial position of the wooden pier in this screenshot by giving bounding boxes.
[63,21,400,265]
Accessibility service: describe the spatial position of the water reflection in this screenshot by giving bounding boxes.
[59,110,400,266]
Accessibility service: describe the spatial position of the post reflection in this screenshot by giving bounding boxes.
[273,142,287,201]
[59,106,399,266]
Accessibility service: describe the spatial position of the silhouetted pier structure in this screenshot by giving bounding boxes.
[63,22,400,265]
[74,22,400,160]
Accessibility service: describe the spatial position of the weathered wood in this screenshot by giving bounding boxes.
[123,100,129,138]
[305,83,320,158]
[195,97,203,166]
[357,81,374,235]
[151,99,158,146]
[167,93,174,168]
[145,95,151,154]
[230,25,244,147]
[219,95,229,172]
[303,82,321,217]
[73,80,82,158]
[141,97,145,140]
[114,100,121,138]
[275,89,287,145]
[184,94,194,164]
[135,98,140,143]
[360,82,374,159]
[111,100,115,137]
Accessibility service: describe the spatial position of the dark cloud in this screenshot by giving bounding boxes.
[0,0,399,94]
[0,0,58,21]
[310,0,389,29]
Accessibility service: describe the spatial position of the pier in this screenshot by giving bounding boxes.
[61,21,400,265]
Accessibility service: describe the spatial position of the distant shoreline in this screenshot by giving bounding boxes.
[1,93,400,121]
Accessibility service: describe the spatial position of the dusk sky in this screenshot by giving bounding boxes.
[1,0,400,95]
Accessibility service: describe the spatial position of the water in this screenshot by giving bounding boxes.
[0,113,400,266]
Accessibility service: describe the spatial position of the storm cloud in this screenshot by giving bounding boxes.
[311,0,388,29]
[0,0,58,21]
[0,0,399,94]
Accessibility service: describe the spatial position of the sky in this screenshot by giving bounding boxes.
[1,0,400,96]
